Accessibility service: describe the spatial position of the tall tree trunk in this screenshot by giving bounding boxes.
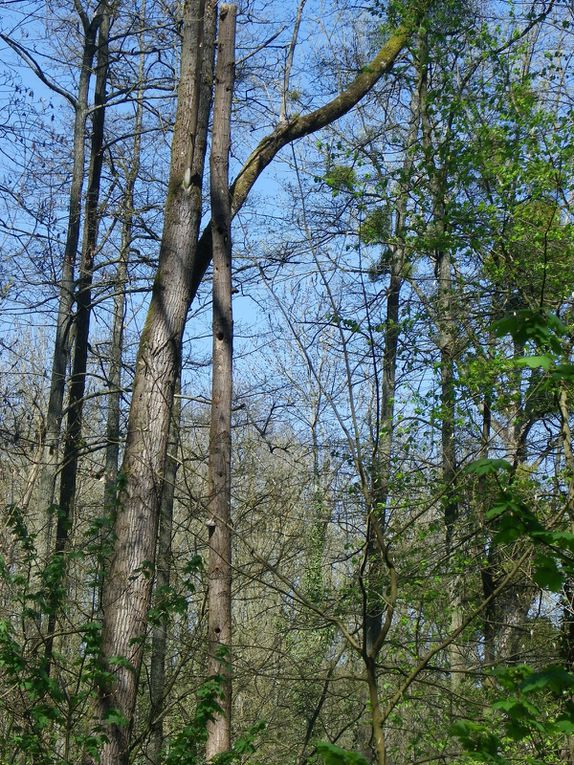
[97,3,217,762]
[364,99,419,655]
[360,194,404,765]
[364,261,402,660]
[436,209,464,690]
[45,6,111,669]
[148,385,180,765]
[361,75,422,765]
[206,6,236,759]
[37,6,103,560]
[418,30,463,691]
[478,392,496,667]
[97,0,147,626]
[94,14,419,763]
[303,410,329,602]
[104,0,147,517]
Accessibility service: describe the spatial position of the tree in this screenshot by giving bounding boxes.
[45,1,113,669]
[96,3,429,761]
[3,2,574,763]
[0,0,107,556]
[205,4,236,759]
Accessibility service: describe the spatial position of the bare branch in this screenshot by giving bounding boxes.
[0,34,77,108]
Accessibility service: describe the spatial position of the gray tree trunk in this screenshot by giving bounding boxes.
[104,1,147,517]
[37,5,104,560]
[94,11,421,761]
[361,79,422,765]
[206,6,236,759]
[148,383,180,764]
[45,6,111,669]
[97,3,218,762]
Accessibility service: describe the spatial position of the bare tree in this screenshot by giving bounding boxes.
[44,2,113,669]
[96,4,428,761]
[97,1,218,761]
[206,5,236,759]
[0,2,107,554]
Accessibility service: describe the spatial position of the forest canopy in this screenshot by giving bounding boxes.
[1,1,574,764]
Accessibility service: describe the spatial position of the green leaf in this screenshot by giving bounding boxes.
[493,697,540,718]
[359,206,390,245]
[551,363,574,380]
[555,719,574,733]
[465,458,513,476]
[493,309,566,353]
[493,515,525,543]
[103,708,129,727]
[521,666,574,694]
[530,530,574,552]
[108,655,136,670]
[324,165,357,194]
[451,720,503,763]
[316,742,370,765]
[532,554,564,592]
[515,355,552,370]
[184,554,204,574]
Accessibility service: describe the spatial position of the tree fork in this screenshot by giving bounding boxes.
[36,4,104,557]
[191,5,431,301]
[96,2,217,763]
[95,6,427,761]
[44,5,111,671]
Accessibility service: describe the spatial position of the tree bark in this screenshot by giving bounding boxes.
[36,5,103,559]
[148,384,180,765]
[97,3,217,763]
[44,5,111,669]
[104,0,147,518]
[478,393,496,667]
[95,9,425,762]
[364,76,421,659]
[206,6,235,759]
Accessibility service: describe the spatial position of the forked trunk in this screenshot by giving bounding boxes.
[94,11,419,760]
[37,7,103,558]
[44,7,111,669]
[97,2,217,762]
